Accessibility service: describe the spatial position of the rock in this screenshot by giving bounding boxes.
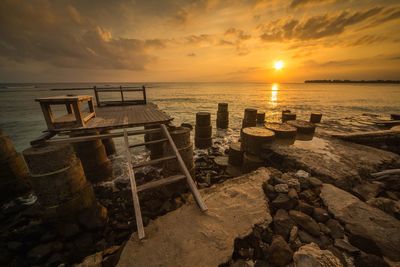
[296,201,314,215]
[269,235,293,267]
[318,223,331,235]
[254,260,269,267]
[307,177,323,188]
[271,194,296,211]
[230,259,252,267]
[288,188,299,200]
[296,170,310,179]
[57,223,80,240]
[74,252,103,267]
[289,210,320,237]
[366,197,400,219]
[265,137,400,191]
[352,182,382,201]
[273,209,295,240]
[27,243,54,263]
[238,247,254,259]
[354,252,389,267]
[327,246,348,267]
[299,189,318,204]
[289,226,298,243]
[287,178,301,192]
[262,182,277,200]
[214,156,229,167]
[6,241,23,251]
[78,204,108,230]
[325,219,344,239]
[319,234,333,249]
[334,239,360,254]
[313,207,330,223]
[274,184,289,193]
[298,230,319,244]
[320,183,400,261]
[293,243,343,267]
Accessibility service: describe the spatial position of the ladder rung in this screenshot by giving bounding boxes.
[137,174,186,192]
[129,138,168,148]
[132,155,176,169]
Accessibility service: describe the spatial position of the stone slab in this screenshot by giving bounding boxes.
[320,183,400,261]
[117,168,271,267]
[264,136,400,190]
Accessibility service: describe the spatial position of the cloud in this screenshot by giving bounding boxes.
[0,0,155,70]
[290,0,335,8]
[260,7,384,41]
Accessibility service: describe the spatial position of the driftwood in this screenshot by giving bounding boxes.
[371,169,400,178]
[374,120,400,127]
[332,129,400,142]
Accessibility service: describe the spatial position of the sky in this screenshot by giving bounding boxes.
[0,0,399,83]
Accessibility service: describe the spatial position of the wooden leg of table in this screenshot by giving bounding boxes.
[72,102,84,127]
[66,103,73,114]
[40,103,54,130]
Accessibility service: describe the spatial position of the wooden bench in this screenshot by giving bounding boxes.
[94,86,147,107]
[35,95,96,130]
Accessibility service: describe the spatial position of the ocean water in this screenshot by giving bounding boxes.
[1,82,399,152]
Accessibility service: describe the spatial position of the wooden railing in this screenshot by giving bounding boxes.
[93,85,147,107]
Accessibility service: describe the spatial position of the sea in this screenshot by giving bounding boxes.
[1,82,399,152]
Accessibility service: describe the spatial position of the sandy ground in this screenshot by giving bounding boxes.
[117,168,271,267]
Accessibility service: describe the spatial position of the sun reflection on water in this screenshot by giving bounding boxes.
[270,83,279,106]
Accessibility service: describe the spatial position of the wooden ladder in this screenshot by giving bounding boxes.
[123,124,208,239]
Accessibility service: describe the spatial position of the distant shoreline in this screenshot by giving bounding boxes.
[305,80,400,84]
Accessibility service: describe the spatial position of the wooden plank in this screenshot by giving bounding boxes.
[129,138,168,148]
[124,129,145,240]
[374,120,400,126]
[30,131,56,146]
[45,128,161,144]
[132,155,176,169]
[137,174,186,192]
[161,124,208,212]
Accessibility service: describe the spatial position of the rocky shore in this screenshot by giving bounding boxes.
[224,168,400,267]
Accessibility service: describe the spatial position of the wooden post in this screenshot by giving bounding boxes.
[94,86,100,107]
[142,86,147,104]
[120,86,124,103]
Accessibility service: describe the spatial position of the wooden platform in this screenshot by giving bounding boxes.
[50,102,172,132]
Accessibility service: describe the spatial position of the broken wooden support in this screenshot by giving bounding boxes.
[241,127,275,156]
[371,169,400,178]
[0,131,30,203]
[374,120,400,127]
[391,114,400,120]
[70,130,113,183]
[100,129,116,156]
[216,103,229,129]
[242,152,264,173]
[282,112,297,123]
[228,142,244,167]
[256,112,266,124]
[23,144,97,220]
[242,108,257,128]
[310,113,322,123]
[195,112,212,149]
[265,122,297,145]
[287,120,316,134]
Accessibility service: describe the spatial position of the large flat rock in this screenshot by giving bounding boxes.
[117,168,271,267]
[265,137,400,190]
[320,183,400,261]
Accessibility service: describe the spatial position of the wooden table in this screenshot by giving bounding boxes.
[35,95,96,130]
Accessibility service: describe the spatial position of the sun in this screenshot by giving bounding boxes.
[274,60,285,70]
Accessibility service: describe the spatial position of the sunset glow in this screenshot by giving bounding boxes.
[274,61,285,71]
[0,1,399,82]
